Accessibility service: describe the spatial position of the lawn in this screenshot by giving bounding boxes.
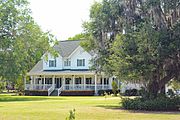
[0,94,179,120]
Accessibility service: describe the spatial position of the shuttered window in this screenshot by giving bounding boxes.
[49,59,56,67]
[77,59,85,66]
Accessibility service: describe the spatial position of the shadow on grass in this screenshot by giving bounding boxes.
[96,105,120,110]
[96,105,180,115]
[0,95,66,102]
[126,109,180,114]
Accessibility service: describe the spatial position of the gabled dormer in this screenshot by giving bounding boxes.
[43,53,63,70]
[42,40,94,70]
[69,46,92,70]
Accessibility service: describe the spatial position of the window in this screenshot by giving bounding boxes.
[49,59,56,67]
[104,78,109,84]
[64,59,71,66]
[75,77,81,84]
[100,78,109,85]
[45,78,52,84]
[65,78,71,84]
[86,78,92,84]
[77,59,85,66]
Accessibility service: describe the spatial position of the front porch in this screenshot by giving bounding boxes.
[25,84,110,91]
[25,74,112,96]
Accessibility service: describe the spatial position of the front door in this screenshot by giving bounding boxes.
[55,78,61,88]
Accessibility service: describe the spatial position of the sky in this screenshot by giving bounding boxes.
[29,0,99,40]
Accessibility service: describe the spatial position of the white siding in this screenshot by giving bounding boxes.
[43,46,93,70]
[43,53,63,70]
[70,46,92,69]
[121,83,143,93]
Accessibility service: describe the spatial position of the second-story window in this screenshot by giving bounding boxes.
[77,59,85,66]
[64,59,71,66]
[49,59,56,67]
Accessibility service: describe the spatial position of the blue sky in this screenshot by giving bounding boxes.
[29,0,99,40]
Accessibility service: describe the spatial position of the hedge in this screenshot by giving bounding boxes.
[121,96,180,111]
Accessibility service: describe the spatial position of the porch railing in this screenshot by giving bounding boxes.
[57,86,63,96]
[62,84,111,91]
[25,84,111,91]
[48,84,55,96]
[97,85,110,90]
[25,84,52,90]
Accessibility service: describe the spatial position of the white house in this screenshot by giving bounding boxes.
[25,40,115,96]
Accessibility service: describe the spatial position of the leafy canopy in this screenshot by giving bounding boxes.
[0,0,55,83]
[83,0,180,97]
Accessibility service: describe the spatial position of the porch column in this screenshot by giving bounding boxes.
[33,76,35,90]
[30,76,33,90]
[34,76,37,90]
[40,77,42,88]
[72,75,75,90]
[43,75,45,90]
[63,76,65,90]
[95,74,97,94]
[102,76,104,90]
[30,76,33,84]
[109,77,113,89]
[52,75,55,87]
[84,75,86,90]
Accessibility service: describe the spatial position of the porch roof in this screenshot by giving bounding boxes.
[27,60,95,76]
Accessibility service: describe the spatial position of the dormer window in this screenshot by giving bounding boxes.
[64,59,71,66]
[49,59,56,67]
[77,59,85,66]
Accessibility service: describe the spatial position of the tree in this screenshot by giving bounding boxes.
[15,76,24,92]
[0,82,5,93]
[83,0,124,73]
[0,0,54,85]
[68,33,86,40]
[83,0,180,98]
[112,80,118,96]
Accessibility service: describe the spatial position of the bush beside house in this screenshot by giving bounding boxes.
[121,96,180,111]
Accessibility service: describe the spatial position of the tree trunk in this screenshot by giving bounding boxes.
[148,80,159,98]
[147,73,175,98]
[160,85,165,94]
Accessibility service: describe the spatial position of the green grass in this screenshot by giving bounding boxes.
[0,94,179,120]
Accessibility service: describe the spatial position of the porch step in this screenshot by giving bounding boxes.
[60,90,95,96]
[50,89,58,96]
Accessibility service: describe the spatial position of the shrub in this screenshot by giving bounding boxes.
[18,92,24,96]
[121,96,180,111]
[112,81,118,96]
[98,89,120,96]
[66,109,75,120]
[15,78,24,92]
[124,89,138,96]
[0,82,5,93]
